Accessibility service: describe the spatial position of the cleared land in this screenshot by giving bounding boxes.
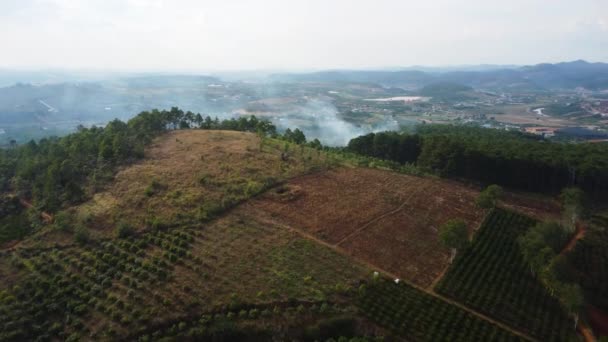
[491,104,569,127]
[501,191,561,221]
[244,167,486,288]
[19,130,330,247]
[85,130,326,229]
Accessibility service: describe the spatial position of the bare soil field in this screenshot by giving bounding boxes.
[243,167,486,288]
[491,105,569,127]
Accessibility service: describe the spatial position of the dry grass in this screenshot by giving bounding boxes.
[67,130,329,238]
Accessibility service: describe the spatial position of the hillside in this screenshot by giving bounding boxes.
[0,129,583,341]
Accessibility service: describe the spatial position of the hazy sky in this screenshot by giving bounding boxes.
[1,0,607,71]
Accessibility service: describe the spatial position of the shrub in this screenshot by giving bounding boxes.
[476,184,503,209]
[53,212,73,232]
[144,179,164,197]
[74,226,90,245]
[148,217,167,231]
[116,222,135,238]
[248,308,259,319]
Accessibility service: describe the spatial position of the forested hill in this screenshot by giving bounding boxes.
[347,125,608,200]
[0,108,292,243]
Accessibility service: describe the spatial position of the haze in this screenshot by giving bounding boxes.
[1,0,607,72]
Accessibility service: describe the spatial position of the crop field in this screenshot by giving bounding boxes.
[358,279,524,341]
[125,301,388,341]
[0,214,370,341]
[435,209,575,341]
[246,167,486,287]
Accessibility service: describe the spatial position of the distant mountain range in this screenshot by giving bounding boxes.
[271,60,608,91]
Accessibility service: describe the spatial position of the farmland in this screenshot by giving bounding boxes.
[358,279,524,341]
[435,209,575,341]
[0,214,372,340]
[246,167,486,287]
[0,128,593,341]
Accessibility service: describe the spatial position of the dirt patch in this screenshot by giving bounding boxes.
[244,167,486,287]
[491,105,569,127]
[501,190,561,221]
[588,305,608,337]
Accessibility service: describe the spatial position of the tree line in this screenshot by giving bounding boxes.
[347,125,608,200]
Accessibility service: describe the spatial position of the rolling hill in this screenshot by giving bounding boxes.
[1,128,583,341]
[272,60,608,91]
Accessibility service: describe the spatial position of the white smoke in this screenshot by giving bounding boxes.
[274,98,399,146]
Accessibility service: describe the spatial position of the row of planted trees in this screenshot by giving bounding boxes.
[0,226,202,341]
[358,277,521,341]
[436,209,574,341]
[436,185,587,339]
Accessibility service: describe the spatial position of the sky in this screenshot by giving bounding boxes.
[1,0,607,71]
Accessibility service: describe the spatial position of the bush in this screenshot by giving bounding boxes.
[476,184,503,209]
[74,226,90,245]
[53,212,73,232]
[148,217,167,231]
[145,179,164,197]
[302,316,357,341]
[116,222,135,238]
